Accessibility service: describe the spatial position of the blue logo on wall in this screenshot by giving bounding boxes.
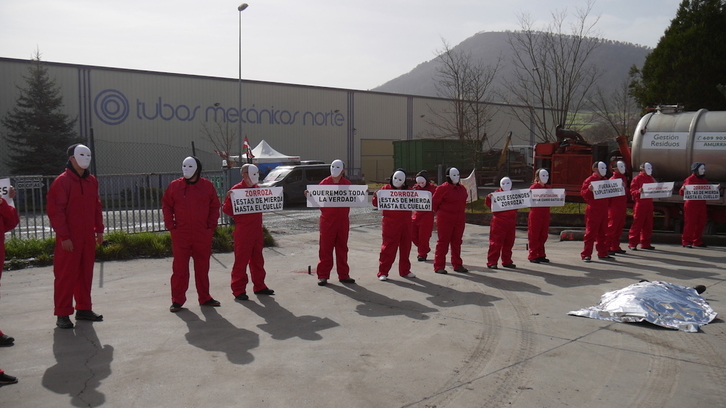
[94,89,129,125]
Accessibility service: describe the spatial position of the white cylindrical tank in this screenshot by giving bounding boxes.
[631,109,726,181]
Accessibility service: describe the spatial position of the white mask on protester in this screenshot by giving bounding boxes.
[74,144,92,170]
[597,162,607,177]
[182,157,197,179]
[416,176,426,188]
[644,162,653,176]
[448,168,460,184]
[330,160,344,177]
[247,164,260,185]
[500,177,512,191]
[698,164,706,176]
[539,169,549,185]
[616,161,626,174]
[392,171,406,188]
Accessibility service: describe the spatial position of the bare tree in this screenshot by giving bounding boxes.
[502,0,601,142]
[587,78,641,141]
[199,117,237,163]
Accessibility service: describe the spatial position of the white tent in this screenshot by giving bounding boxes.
[228,140,300,173]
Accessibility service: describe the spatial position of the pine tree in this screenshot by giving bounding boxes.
[630,0,726,110]
[1,52,81,175]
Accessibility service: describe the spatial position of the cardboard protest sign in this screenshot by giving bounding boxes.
[490,189,531,212]
[375,189,432,211]
[683,184,720,201]
[0,178,14,207]
[460,170,478,203]
[306,185,368,207]
[230,187,284,214]
[530,188,565,207]
[591,178,625,199]
[640,182,674,199]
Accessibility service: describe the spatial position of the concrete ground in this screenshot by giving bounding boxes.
[0,218,724,408]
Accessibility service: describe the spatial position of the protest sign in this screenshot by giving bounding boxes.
[306,185,368,207]
[230,187,284,214]
[490,189,531,212]
[640,182,674,199]
[530,188,565,207]
[683,184,720,201]
[460,170,478,203]
[0,178,14,207]
[591,179,625,199]
[376,189,432,211]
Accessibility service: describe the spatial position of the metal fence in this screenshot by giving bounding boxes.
[6,171,231,241]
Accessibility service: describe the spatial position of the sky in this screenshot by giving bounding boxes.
[0,0,682,91]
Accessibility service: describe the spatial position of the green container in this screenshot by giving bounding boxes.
[393,139,477,174]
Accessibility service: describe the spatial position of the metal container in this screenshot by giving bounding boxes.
[631,109,726,181]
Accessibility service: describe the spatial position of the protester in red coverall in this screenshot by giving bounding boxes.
[580,161,612,262]
[163,156,221,312]
[411,170,437,262]
[528,169,551,264]
[222,164,275,300]
[628,162,656,250]
[313,160,356,286]
[607,160,630,255]
[680,162,712,248]
[372,170,416,281]
[46,144,104,329]
[432,167,469,274]
[0,186,19,385]
[486,177,518,269]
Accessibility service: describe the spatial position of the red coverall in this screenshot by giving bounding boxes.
[432,182,468,271]
[486,189,518,267]
[411,182,436,258]
[373,184,412,277]
[223,181,271,296]
[580,173,610,259]
[628,172,655,248]
[47,168,104,317]
[163,177,220,305]
[316,176,352,280]
[527,183,550,261]
[680,174,710,247]
[0,197,19,280]
[607,172,630,252]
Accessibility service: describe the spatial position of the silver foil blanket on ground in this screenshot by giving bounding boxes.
[568,281,717,333]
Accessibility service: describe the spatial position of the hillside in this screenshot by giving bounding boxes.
[373,31,651,98]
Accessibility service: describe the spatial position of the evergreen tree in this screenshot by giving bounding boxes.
[1,52,81,175]
[630,0,726,110]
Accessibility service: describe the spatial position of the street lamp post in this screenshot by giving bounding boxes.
[238,3,249,164]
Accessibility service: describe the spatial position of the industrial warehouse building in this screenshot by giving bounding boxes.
[0,57,537,181]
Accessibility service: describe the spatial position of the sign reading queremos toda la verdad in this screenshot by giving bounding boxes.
[230,187,284,214]
[306,185,369,208]
[375,190,432,211]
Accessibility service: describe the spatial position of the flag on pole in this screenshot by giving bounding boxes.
[243,136,255,158]
[460,170,478,203]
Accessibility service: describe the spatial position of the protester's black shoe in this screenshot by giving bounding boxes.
[201,298,221,307]
[487,264,498,269]
[317,279,328,286]
[169,303,183,312]
[641,246,656,250]
[339,278,356,284]
[453,266,469,273]
[614,249,627,254]
[0,334,14,346]
[582,256,592,262]
[694,244,708,248]
[56,316,74,329]
[0,373,18,385]
[502,263,517,269]
[694,285,707,294]
[628,246,638,251]
[235,293,249,301]
[539,257,550,263]
[435,269,448,274]
[683,244,693,248]
[608,251,617,256]
[598,255,614,260]
[254,288,275,295]
[529,258,541,264]
[417,256,426,262]
[76,310,103,321]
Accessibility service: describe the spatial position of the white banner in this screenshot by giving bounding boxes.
[490,189,531,212]
[460,170,478,203]
[0,178,14,207]
[306,185,369,207]
[641,182,674,199]
[694,132,726,150]
[230,187,284,214]
[530,188,565,207]
[683,184,720,201]
[591,179,625,199]
[642,132,688,150]
[376,189,432,211]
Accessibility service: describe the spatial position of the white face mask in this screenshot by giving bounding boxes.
[392,171,406,188]
[247,164,260,185]
[698,165,706,176]
[597,162,607,177]
[416,176,426,188]
[182,156,197,179]
[539,169,549,185]
[330,160,344,178]
[500,177,512,191]
[73,145,92,170]
[448,168,460,184]
[644,163,653,176]
[616,161,626,174]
